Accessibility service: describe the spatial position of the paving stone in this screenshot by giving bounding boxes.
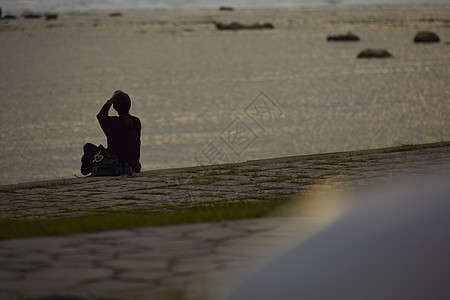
[225,218,283,232]
[171,256,224,275]
[186,224,247,242]
[0,278,75,297]
[55,253,110,264]
[117,269,171,282]
[26,265,113,282]
[0,269,21,281]
[156,239,215,257]
[101,258,168,271]
[214,241,272,259]
[0,237,71,252]
[156,273,215,295]
[135,222,211,237]
[80,229,136,240]
[1,254,53,270]
[117,235,169,248]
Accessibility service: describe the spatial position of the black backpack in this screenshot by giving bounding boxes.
[81,143,132,176]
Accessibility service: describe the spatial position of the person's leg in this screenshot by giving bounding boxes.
[81,143,97,175]
[83,143,97,155]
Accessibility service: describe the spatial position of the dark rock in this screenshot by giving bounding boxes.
[45,13,58,20]
[357,49,393,58]
[219,6,234,11]
[327,32,360,41]
[414,31,440,43]
[3,14,17,19]
[262,22,274,29]
[215,21,274,30]
[23,13,42,19]
[109,12,123,17]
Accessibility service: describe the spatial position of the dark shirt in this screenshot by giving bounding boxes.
[97,101,141,173]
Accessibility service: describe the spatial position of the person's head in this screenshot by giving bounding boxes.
[112,91,131,115]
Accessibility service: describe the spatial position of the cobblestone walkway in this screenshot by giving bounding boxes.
[0,142,449,299]
[1,142,450,220]
[0,217,322,300]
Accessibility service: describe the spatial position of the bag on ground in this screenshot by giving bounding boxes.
[81,143,131,176]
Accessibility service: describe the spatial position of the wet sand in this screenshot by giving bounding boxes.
[0,5,449,185]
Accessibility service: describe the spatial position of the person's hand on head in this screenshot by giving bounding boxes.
[109,90,122,103]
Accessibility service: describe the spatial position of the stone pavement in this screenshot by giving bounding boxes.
[0,142,449,299]
[1,142,450,220]
[0,217,324,300]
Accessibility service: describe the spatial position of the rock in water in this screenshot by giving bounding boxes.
[215,22,274,30]
[327,32,360,41]
[23,13,42,19]
[357,49,393,58]
[3,14,17,19]
[219,6,234,11]
[45,13,58,20]
[260,23,274,29]
[414,31,440,43]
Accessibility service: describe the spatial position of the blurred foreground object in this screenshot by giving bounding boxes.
[229,177,450,300]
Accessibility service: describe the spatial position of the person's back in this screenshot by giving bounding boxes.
[96,90,141,173]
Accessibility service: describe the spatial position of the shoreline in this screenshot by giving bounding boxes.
[2,4,449,43]
[2,2,450,15]
[2,4,450,28]
[1,140,448,190]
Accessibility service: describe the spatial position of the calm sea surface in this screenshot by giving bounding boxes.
[0,7,449,185]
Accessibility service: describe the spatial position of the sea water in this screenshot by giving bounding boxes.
[0,5,449,185]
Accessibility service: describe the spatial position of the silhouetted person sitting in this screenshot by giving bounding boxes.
[97,90,141,172]
[81,90,141,176]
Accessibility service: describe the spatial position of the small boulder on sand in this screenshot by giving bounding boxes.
[23,13,42,19]
[215,22,274,30]
[357,49,393,58]
[109,12,123,17]
[219,6,234,11]
[45,13,58,20]
[327,32,360,41]
[414,31,440,43]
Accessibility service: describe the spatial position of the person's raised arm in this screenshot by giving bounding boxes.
[97,90,122,119]
[97,99,112,118]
